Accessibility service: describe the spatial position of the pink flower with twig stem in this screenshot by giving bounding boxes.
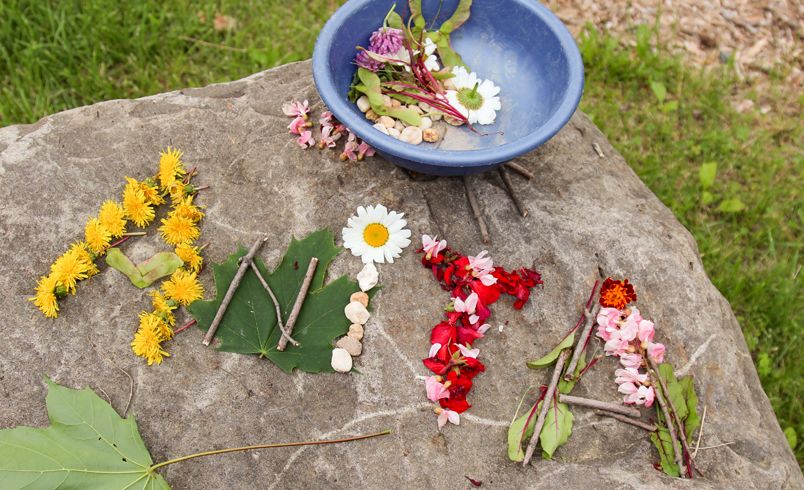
[340,139,359,161]
[288,115,310,135]
[647,342,666,363]
[282,100,310,119]
[318,125,341,149]
[425,376,450,402]
[435,407,460,429]
[296,130,315,149]
[357,140,375,160]
[422,234,447,260]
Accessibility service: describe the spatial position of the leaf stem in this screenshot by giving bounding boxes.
[522,349,569,465]
[147,430,392,473]
[174,319,197,335]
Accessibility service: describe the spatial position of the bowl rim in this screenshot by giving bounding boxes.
[312,0,584,170]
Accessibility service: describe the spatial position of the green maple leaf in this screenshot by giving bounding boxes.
[0,378,170,489]
[188,229,363,374]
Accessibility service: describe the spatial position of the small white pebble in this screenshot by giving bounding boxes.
[418,117,433,130]
[419,102,431,112]
[372,123,390,135]
[344,301,370,324]
[399,126,423,145]
[365,109,380,122]
[382,95,392,108]
[387,127,401,139]
[390,98,402,108]
[336,336,363,356]
[429,111,443,121]
[498,324,505,333]
[408,105,423,115]
[444,116,464,126]
[348,324,364,341]
[394,120,405,132]
[356,96,371,113]
[379,115,396,128]
[331,348,353,373]
[357,262,379,291]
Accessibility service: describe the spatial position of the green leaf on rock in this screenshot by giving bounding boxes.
[657,363,688,420]
[527,335,574,369]
[507,390,539,462]
[558,349,587,394]
[0,378,170,489]
[680,375,700,441]
[106,247,183,288]
[539,401,574,460]
[650,427,681,477]
[188,230,363,374]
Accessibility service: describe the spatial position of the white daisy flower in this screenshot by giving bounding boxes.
[422,37,440,72]
[444,66,502,125]
[342,204,412,264]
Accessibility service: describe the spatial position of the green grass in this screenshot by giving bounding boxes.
[1,0,801,464]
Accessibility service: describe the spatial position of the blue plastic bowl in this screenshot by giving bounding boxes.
[312,0,584,176]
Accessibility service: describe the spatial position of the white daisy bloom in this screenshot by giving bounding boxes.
[422,37,440,71]
[444,66,502,125]
[342,204,412,264]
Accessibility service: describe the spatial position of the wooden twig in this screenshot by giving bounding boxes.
[462,176,490,244]
[565,303,601,380]
[693,441,734,451]
[559,394,641,418]
[594,410,657,431]
[504,161,534,180]
[648,360,687,478]
[278,257,318,351]
[116,366,134,417]
[648,356,695,477]
[523,349,569,466]
[202,236,268,346]
[248,260,299,347]
[174,319,197,335]
[498,166,528,217]
[593,143,605,158]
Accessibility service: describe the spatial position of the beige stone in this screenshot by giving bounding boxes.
[348,323,364,340]
[350,291,369,307]
[336,335,363,356]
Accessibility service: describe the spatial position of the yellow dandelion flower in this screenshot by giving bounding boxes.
[159,213,199,245]
[139,311,173,341]
[162,269,203,305]
[131,320,170,365]
[168,181,190,203]
[175,243,203,273]
[139,178,165,206]
[67,241,99,277]
[84,218,112,255]
[30,274,60,318]
[150,291,177,326]
[123,177,155,228]
[158,147,186,191]
[172,195,205,222]
[50,248,90,294]
[98,200,127,238]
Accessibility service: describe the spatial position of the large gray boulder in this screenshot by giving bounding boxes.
[0,61,800,489]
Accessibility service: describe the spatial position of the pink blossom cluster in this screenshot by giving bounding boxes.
[596,307,666,407]
[282,101,375,159]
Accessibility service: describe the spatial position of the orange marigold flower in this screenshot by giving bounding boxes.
[599,277,637,310]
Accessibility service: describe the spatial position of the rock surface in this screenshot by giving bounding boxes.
[0,60,800,489]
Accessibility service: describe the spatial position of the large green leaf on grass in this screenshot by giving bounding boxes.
[188,230,362,374]
[0,378,170,490]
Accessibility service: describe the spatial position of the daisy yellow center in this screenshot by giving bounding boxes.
[457,83,483,111]
[363,223,390,248]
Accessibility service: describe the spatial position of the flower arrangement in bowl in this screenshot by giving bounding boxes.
[313,0,584,176]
